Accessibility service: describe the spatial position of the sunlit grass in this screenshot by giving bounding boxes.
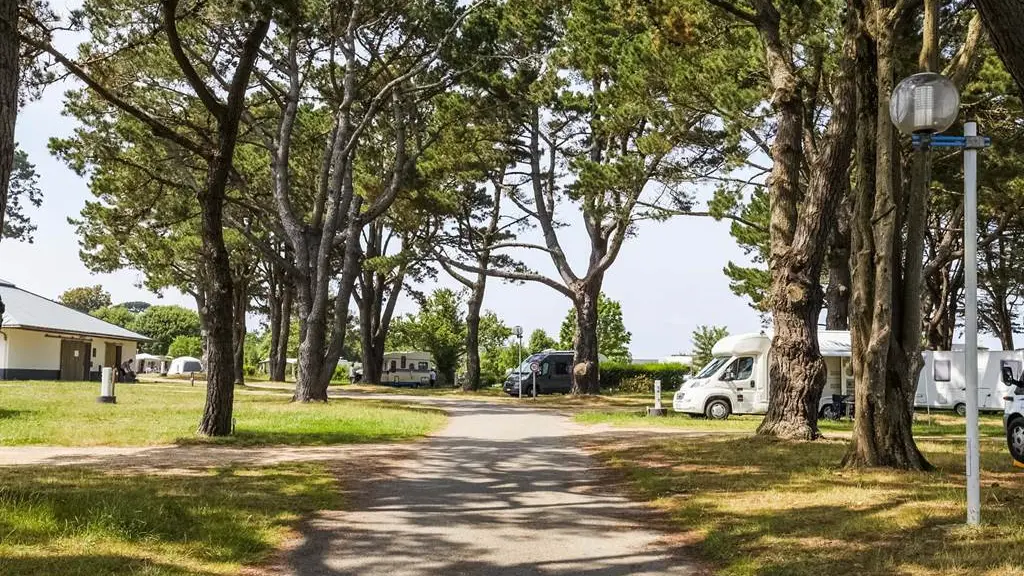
[0,462,342,575]
[587,430,1024,576]
[0,381,446,446]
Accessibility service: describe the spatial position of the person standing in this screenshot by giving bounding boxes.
[429,368,437,388]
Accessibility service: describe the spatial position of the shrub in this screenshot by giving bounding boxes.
[600,362,690,392]
[331,363,350,383]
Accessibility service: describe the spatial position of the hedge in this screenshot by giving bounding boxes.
[600,362,690,393]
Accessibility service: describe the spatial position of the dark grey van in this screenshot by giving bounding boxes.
[503,350,574,396]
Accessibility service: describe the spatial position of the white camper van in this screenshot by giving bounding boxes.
[915,350,1024,415]
[672,331,854,420]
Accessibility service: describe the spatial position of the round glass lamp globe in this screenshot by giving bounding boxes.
[889,72,960,135]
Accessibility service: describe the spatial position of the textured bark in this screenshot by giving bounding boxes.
[232,271,248,385]
[825,194,852,330]
[0,0,15,330]
[464,281,484,391]
[267,263,293,382]
[0,0,16,252]
[570,283,602,395]
[750,0,858,440]
[191,12,271,435]
[974,0,1024,94]
[844,1,930,470]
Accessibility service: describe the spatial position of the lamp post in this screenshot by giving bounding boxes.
[890,72,990,526]
[514,325,523,400]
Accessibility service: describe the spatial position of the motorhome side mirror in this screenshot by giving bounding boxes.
[1002,365,1017,385]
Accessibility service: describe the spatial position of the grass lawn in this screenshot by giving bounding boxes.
[0,381,446,446]
[587,431,1024,576]
[0,462,342,575]
[575,409,1009,438]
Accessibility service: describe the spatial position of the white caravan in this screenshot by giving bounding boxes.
[673,330,1023,419]
[915,350,1024,415]
[673,331,854,420]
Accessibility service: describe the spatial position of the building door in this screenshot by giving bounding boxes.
[60,340,90,381]
[104,343,120,369]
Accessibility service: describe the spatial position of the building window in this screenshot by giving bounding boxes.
[390,360,397,372]
[418,361,429,371]
[934,360,951,382]
[400,356,407,369]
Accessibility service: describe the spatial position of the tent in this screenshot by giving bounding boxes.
[135,353,170,374]
[168,356,204,375]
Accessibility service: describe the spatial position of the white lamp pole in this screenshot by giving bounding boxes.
[891,72,989,526]
[963,120,981,525]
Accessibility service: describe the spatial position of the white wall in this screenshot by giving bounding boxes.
[0,328,139,378]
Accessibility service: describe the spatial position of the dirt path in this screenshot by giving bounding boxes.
[287,400,698,575]
[0,443,412,473]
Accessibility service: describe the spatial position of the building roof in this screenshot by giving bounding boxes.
[0,280,149,342]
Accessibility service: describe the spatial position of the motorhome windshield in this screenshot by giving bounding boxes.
[694,357,728,379]
[512,354,542,376]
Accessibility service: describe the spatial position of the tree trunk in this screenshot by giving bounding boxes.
[843,5,930,470]
[463,276,485,391]
[825,196,852,330]
[757,3,858,441]
[0,0,16,245]
[570,284,601,395]
[293,299,329,401]
[0,0,16,329]
[271,280,292,381]
[196,151,240,434]
[974,0,1024,95]
[232,271,248,385]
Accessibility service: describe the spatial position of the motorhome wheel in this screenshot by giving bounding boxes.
[1007,418,1024,463]
[820,404,838,421]
[705,398,731,420]
[954,403,967,417]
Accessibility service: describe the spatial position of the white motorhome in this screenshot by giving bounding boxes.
[915,349,1024,415]
[673,331,854,420]
[673,330,1023,419]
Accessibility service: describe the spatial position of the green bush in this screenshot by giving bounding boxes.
[600,362,689,392]
[331,363,350,383]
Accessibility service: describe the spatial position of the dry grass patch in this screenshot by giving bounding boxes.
[585,432,1024,576]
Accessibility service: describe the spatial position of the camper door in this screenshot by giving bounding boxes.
[720,355,756,414]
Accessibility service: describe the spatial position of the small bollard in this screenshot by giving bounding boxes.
[97,367,117,404]
[646,379,666,417]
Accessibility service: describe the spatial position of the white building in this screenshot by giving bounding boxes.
[0,279,148,381]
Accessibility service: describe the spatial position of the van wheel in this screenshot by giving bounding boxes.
[820,404,839,421]
[705,399,731,420]
[954,403,967,417]
[1007,418,1024,463]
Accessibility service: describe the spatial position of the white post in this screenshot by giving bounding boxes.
[964,120,981,526]
[517,337,522,400]
[532,370,537,399]
[654,379,662,411]
[98,367,116,403]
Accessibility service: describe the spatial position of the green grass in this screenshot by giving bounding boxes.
[587,431,1024,576]
[0,462,342,575]
[0,381,446,446]
[574,409,1009,437]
